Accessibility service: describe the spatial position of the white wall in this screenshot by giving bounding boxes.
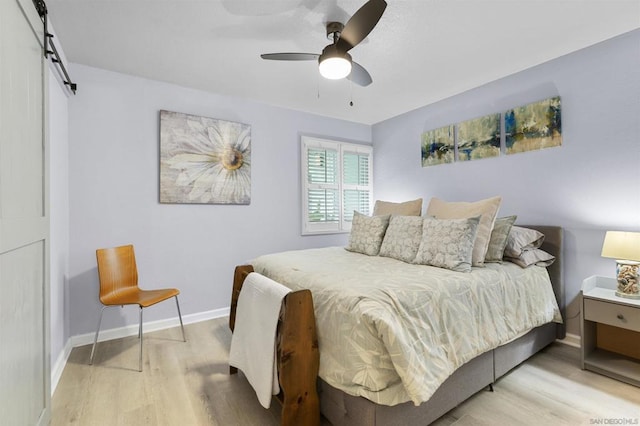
[67,65,370,337]
[372,30,640,335]
[61,29,639,347]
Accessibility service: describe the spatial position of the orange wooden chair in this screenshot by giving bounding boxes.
[89,244,186,371]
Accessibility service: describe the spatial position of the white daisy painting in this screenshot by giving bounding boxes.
[160,110,251,204]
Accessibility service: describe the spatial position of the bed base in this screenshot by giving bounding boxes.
[229,225,565,426]
[319,323,557,426]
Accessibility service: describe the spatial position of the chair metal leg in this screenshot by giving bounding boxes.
[139,307,143,372]
[89,306,107,365]
[175,296,186,342]
[90,298,182,372]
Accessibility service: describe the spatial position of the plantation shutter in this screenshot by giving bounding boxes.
[301,136,373,234]
[307,147,339,224]
[342,151,371,224]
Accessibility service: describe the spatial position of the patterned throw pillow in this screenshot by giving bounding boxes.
[414,216,480,272]
[379,215,424,263]
[426,196,502,267]
[485,215,518,263]
[346,212,390,256]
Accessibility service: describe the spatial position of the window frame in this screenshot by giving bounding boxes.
[301,135,373,235]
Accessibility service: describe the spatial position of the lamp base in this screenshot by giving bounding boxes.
[614,260,640,299]
[615,290,640,299]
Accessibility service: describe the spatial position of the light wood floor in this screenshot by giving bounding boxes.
[52,317,640,426]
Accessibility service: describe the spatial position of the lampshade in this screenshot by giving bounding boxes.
[318,46,352,80]
[601,231,640,261]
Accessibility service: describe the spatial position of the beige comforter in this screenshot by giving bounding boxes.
[252,247,562,406]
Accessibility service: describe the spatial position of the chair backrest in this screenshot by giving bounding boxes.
[96,245,139,302]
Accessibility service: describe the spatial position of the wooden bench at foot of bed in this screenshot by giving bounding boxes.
[229,265,320,426]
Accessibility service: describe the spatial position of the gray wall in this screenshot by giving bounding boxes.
[372,29,640,335]
[67,64,369,336]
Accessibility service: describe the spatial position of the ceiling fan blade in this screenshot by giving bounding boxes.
[260,53,319,61]
[336,0,387,52]
[347,61,372,87]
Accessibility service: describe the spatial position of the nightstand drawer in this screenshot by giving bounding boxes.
[584,298,640,332]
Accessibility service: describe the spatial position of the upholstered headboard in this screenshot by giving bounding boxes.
[522,225,565,339]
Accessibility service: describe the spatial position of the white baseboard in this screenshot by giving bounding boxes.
[69,306,229,347]
[556,332,580,348]
[53,310,580,395]
[51,338,73,394]
[52,307,229,394]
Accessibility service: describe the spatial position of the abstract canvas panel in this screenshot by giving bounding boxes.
[505,96,562,155]
[421,125,454,167]
[456,113,500,161]
[160,110,251,204]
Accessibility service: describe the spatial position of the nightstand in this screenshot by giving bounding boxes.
[581,275,640,387]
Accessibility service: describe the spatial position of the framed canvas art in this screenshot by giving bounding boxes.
[505,96,562,155]
[421,124,454,167]
[456,113,500,161]
[160,110,251,204]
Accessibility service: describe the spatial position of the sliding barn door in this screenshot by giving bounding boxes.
[0,0,51,424]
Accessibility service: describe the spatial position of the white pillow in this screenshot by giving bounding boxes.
[413,216,480,273]
[426,196,502,267]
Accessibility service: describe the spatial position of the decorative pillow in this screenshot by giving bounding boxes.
[504,226,545,258]
[485,215,518,263]
[372,198,423,216]
[426,196,502,267]
[505,248,555,268]
[345,212,390,256]
[413,216,480,273]
[379,215,424,263]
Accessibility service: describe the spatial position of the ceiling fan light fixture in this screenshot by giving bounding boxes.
[319,57,352,79]
[318,47,352,80]
[261,0,386,87]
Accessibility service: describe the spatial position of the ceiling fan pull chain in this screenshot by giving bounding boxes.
[349,79,354,107]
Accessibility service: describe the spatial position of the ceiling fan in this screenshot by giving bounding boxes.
[260,0,387,87]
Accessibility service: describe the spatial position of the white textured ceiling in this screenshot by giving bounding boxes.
[46,0,640,124]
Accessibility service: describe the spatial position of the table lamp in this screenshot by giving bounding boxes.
[601,231,640,299]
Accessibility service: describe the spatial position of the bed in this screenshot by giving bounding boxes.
[229,225,565,426]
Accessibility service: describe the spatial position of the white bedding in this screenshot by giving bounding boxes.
[252,246,561,406]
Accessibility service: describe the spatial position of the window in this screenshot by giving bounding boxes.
[301,136,373,235]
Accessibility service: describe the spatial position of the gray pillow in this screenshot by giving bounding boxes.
[413,216,480,273]
[345,212,390,256]
[379,215,424,263]
[485,215,517,263]
[504,226,545,258]
[505,248,555,268]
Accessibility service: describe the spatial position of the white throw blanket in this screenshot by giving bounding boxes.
[229,272,291,408]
